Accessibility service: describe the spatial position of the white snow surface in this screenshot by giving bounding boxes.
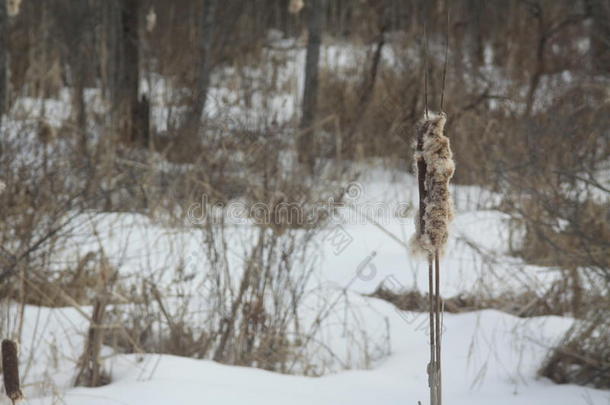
[3,168,607,405]
[17,306,609,405]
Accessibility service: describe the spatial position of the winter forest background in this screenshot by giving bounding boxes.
[0,0,608,404]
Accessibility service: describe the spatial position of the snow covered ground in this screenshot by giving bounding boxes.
[2,33,607,405]
[3,168,607,405]
[15,305,610,405]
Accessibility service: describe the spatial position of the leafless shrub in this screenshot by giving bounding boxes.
[107,222,384,376]
[540,312,610,389]
[371,279,606,319]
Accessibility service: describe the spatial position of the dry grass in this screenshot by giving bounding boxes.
[371,278,607,320]
[540,312,610,389]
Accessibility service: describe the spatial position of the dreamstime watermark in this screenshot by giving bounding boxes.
[182,179,440,335]
[324,225,354,255]
[186,182,412,227]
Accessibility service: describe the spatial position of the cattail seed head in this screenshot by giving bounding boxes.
[146,7,157,33]
[2,340,24,403]
[7,0,22,17]
[410,112,455,258]
[0,181,5,194]
[288,0,304,14]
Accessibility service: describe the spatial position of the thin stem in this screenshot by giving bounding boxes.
[428,255,436,405]
[423,19,429,119]
[440,3,450,112]
[435,252,442,405]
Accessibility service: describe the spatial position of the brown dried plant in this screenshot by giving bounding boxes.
[2,339,24,404]
[411,111,455,405]
[410,112,455,258]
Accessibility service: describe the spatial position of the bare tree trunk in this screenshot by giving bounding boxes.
[189,0,217,129]
[75,74,87,150]
[525,5,546,116]
[0,0,7,129]
[348,6,387,157]
[69,0,93,153]
[299,0,323,173]
[467,0,484,66]
[101,0,117,107]
[113,0,148,145]
[588,0,610,73]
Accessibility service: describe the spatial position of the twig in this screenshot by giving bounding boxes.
[423,20,429,119]
[440,3,450,112]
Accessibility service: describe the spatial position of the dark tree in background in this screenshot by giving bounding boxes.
[105,0,148,146]
[55,0,95,151]
[0,0,6,129]
[122,0,148,145]
[190,0,217,127]
[299,0,323,173]
[588,0,610,73]
[466,0,484,66]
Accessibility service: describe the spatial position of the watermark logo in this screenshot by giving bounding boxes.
[324,225,354,255]
[185,182,412,227]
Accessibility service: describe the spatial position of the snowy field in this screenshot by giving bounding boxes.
[3,168,607,405]
[23,310,608,405]
[1,31,607,405]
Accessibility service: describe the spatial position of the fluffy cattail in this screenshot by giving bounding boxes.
[410,112,455,257]
[0,181,5,194]
[7,0,22,17]
[146,7,157,33]
[2,340,24,403]
[288,0,304,14]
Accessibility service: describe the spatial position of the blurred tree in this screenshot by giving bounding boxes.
[466,0,484,66]
[299,0,323,173]
[55,0,95,152]
[122,0,148,145]
[104,0,148,146]
[587,0,610,73]
[0,0,6,128]
[191,0,217,127]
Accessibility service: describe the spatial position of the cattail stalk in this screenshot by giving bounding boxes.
[411,112,454,405]
[2,339,24,404]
